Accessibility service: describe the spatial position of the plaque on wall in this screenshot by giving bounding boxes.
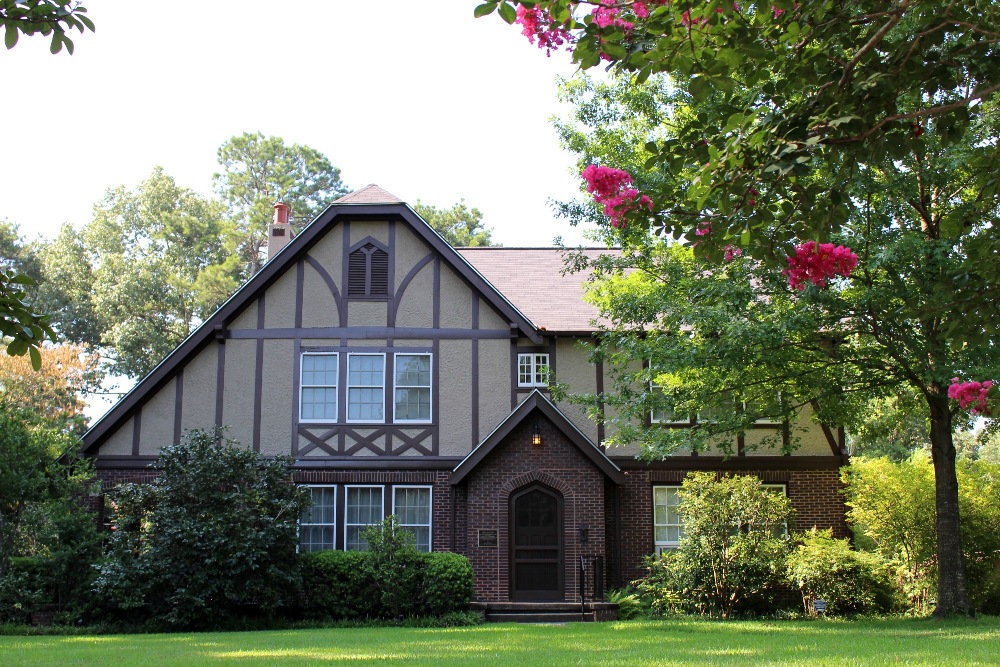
[478,529,498,548]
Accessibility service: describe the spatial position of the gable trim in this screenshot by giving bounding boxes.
[450,390,626,486]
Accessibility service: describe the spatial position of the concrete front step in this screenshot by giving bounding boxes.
[471,601,618,623]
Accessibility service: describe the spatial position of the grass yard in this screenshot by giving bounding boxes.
[1,617,998,666]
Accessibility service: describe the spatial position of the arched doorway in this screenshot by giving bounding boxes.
[509,484,564,601]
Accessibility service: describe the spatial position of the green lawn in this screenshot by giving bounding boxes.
[2,617,998,666]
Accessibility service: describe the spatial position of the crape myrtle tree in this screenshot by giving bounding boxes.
[484,2,1000,616]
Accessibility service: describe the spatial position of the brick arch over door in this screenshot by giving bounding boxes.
[500,470,572,500]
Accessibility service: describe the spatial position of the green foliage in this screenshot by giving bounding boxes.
[605,586,645,620]
[843,456,1000,614]
[0,266,54,370]
[786,529,896,616]
[214,132,349,277]
[361,516,423,619]
[93,429,309,629]
[1,0,94,54]
[413,200,497,247]
[634,473,794,618]
[299,549,474,621]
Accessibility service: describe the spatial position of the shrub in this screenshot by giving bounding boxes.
[786,528,896,615]
[420,552,474,616]
[300,546,474,620]
[92,428,309,629]
[634,472,794,618]
[363,516,423,619]
[605,586,645,620]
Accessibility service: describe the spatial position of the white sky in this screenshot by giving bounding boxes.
[2,0,594,247]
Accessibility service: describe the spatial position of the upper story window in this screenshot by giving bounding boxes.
[300,353,338,422]
[518,353,550,387]
[394,353,431,422]
[650,386,691,425]
[347,353,385,422]
[347,242,389,298]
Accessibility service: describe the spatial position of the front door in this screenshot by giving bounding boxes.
[510,484,564,601]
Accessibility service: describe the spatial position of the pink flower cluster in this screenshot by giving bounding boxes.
[592,3,633,30]
[581,164,653,229]
[948,378,993,415]
[515,5,572,56]
[724,244,742,262]
[783,241,858,290]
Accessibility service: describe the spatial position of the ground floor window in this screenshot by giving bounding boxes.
[393,486,432,552]
[345,485,384,550]
[300,485,337,552]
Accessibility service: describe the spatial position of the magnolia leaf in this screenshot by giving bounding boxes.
[473,2,497,18]
[497,1,517,24]
[5,24,18,50]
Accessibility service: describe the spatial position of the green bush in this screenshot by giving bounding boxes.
[92,429,309,629]
[420,552,474,616]
[605,587,645,620]
[0,557,46,624]
[300,547,474,620]
[786,528,896,615]
[634,473,794,618]
[363,517,423,618]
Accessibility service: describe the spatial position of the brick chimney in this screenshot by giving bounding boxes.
[266,201,293,262]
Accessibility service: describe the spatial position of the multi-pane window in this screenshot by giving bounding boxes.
[652,486,685,552]
[300,353,338,421]
[300,486,337,552]
[394,354,431,422]
[517,353,550,387]
[697,391,735,423]
[345,486,384,551]
[649,386,690,425]
[347,354,385,422]
[393,486,432,552]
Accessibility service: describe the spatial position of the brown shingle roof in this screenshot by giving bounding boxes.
[457,247,619,333]
[333,184,403,204]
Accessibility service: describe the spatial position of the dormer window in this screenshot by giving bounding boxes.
[348,242,389,297]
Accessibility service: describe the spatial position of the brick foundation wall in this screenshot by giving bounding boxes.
[457,415,608,603]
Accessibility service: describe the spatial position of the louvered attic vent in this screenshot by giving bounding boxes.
[348,243,389,297]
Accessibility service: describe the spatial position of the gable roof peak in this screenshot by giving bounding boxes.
[333,184,403,204]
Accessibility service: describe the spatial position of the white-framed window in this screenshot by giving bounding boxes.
[393,486,432,552]
[762,483,789,536]
[652,486,685,552]
[347,353,385,422]
[394,353,432,423]
[746,395,784,424]
[345,485,384,551]
[300,353,338,422]
[650,386,690,425]
[518,353,550,387]
[299,485,337,552]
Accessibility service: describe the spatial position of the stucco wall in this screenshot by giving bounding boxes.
[438,339,473,456]
[180,345,218,434]
[478,339,510,442]
[221,339,257,449]
[138,377,176,454]
[259,339,294,456]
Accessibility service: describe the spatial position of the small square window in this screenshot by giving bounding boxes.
[517,353,550,387]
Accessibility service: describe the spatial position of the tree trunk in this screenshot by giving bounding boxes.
[927,396,972,617]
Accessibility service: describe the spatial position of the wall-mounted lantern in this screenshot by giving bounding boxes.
[531,424,542,446]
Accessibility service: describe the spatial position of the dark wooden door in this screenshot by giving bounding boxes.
[510,485,563,601]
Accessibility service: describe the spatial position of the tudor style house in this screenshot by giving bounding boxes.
[81,184,849,604]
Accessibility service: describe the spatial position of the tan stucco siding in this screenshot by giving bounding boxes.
[263,267,298,329]
[180,345,218,433]
[438,339,473,456]
[228,301,258,330]
[100,417,135,455]
[438,266,472,329]
[138,377,176,454]
[394,226,433,291]
[350,220,390,247]
[221,340,257,449]
[478,339,511,442]
[301,260,341,328]
[307,224,345,283]
[477,298,507,330]
[395,262,434,328]
[554,338,599,443]
[259,339,294,456]
[347,301,388,327]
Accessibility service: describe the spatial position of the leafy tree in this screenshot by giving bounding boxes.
[214,132,349,277]
[542,34,999,611]
[636,472,793,618]
[0,343,101,435]
[1,0,93,54]
[413,199,497,247]
[0,221,54,369]
[94,428,309,628]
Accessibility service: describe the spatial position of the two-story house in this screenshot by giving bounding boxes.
[81,184,849,605]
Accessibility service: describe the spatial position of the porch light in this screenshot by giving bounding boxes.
[531,425,542,446]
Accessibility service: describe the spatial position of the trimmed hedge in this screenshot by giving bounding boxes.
[300,550,473,620]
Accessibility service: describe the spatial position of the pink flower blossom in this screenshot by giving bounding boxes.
[724,245,742,262]
[634,2,650,19]
[948,378,993,415]
[582,164,654,229]
[783,241,858,290]
[773,5,786,18]
[516,5,572,56]
[695,222,712,237]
